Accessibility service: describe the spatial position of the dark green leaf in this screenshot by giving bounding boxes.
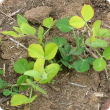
[12,87,19,92]
[85,57,95,65]
[3,89,11,96]
[61,59,69,66]
[0,78,7,89]
[19,85,30,91]
[56,18,73,32]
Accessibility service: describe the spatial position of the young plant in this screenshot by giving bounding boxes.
[56,4,110,72]
[2,14,56,45]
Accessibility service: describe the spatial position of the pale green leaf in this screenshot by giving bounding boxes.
[38,26,44,44]
[20,23,36,35]
[93,58,106,71]
[2,31,18,37]
[40,64,60,84]
[45,43,58,60]
[69,16,85,28]
[43,17,56,28]
[103,46,110,60]
[24,70,41,79]
[13,27,22,33]
[86,38,108,48]
[97,28,109,37]
[81,4,94,21]
[28,44,44,58]
[17,14,28,27]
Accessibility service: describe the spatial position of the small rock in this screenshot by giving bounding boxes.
[24,6,52,24]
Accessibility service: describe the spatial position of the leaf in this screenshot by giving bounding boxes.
[26,61,34,70]
[76,36,79,49]
[81,4,94,21]
[17,14,28,27]
[11,94,37,106]
[0,69,4,74]
[2,31,18,37]
[85,57,95,65]
[86,38,108,48]
[11,92,18,97]
[38,26,44,44]
[79,32,85,44]
[28,44,44,58]
[93,58,106,71]
[24,70,41,80]
[14,59,28,74]
[103,46,110,60]
[13,27,22,33]
[43,17,56,28]
[12,87,19,92]
[69,16,85,28]
[92,20,101,36]
[34,58,45,75]
[97,28,109,37]
[56,18,73,32]
[26,79,47,94]
[19,85,30,91]
[70,47,85,55]
[20,23,36,35]
[0,38,1,43]
[61,59,69,67]
[17,75,28,85]
[40,64,60,84]
[52,37,67,47]
[73,59,90,72]
[3,89,11,96]
[0,78,7,89]
[44,43,58,60]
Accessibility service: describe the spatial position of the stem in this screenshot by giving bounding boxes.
[85,22,93,34]
[72,28,76,39]
[29,87,33,110]
[43,28,50,38]
[94,48,102,57]
[77,55,83,60]
[31,34,39,41]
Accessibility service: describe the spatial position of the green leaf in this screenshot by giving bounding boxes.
[20,23,36,35]
[86,38,108,48]
[26,61,34,70]
[103,46,110,60]
[11,94,37,106]
[38,26,44,44]
[3,89,11,96]
[69,16,85,28]
[26,79,47,94]
[85,57,95,65]
[2,31,18,37]
[28,44,44,58]
[12,87,19,92]
[81,4,94,21]
[0,69,4,74]
[17,75,28,85]
[93,58,106,71]
[17,14,28,27]
[45,43,58,60]
[43,17,56,28]
[13,27,22,33]
[73,59,90,72]
[0,78,7,89]
[24,70,41,80]
[70,47,85,55]
[79,32,85,44]
[34,58,45,75]
[76,36,79,49]
[19,85,30,91]
[61,59,69,67]
[0,38,1,43]
[53,37,67,47]
[40,64,60,84]
[14,59,28,74]
[56,18,73,32]
[97,29,109,37]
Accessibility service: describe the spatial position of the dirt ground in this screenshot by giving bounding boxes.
[1,0,110,110]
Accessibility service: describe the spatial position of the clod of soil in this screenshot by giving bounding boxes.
[24,6,52,24]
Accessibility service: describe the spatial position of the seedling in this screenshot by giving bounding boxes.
[56,4,110,72]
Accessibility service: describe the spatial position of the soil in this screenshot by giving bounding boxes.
[0,0,110,110]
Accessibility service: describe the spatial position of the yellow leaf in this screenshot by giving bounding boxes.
[81,4,94,21]
[69,16,85,28]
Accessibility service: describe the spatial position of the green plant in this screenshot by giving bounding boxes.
[56,4,110,72]
[1,15,59,109]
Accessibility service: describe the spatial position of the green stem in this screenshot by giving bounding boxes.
[77,55,83,60]
[72,28,76,39]
[94,48,102,57]
[43,28,50,38]
[29,87,33,110]
[85,22,93,34]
